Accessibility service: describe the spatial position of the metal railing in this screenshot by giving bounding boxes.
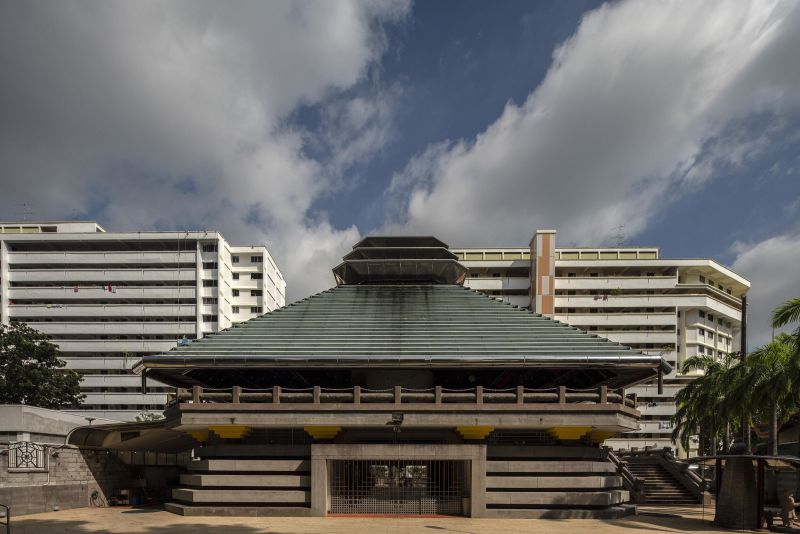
[171,385,637,408]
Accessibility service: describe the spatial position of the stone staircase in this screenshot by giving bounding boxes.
[624,461,699,505]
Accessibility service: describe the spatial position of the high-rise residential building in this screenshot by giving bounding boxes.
[0,221,285,421]
[452,229,750,454]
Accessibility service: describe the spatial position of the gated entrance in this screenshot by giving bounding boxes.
[329,459,469,515]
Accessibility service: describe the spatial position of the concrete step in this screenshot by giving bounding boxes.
[486,460,616,473]
[164,502,311,517]
[486,489,629,507]
[187,458,310,472]
[484,505,636,519]
[486,475,623,489]
[172,488,310,504]
[180,473,310,487]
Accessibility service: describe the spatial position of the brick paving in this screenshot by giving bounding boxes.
[9,505,742,533]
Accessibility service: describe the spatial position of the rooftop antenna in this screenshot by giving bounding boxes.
[14,202,33,221]
[611,224,626,247]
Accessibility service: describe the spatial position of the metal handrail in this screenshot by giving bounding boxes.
[604,449,645,503]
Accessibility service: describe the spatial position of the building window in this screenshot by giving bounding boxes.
[251,290,262,296]
[251,256,263,263]
[590,273,599,277]
[202,244,217,253]
[232,306,239,313]
[202,314,218,322]
[202,279,218,287]
[202,297,217,304]
[698,328,704,337]
[708,313,714,321]
[718,284,724,291]
[232,289,239,297]
[699,275,706,283]
[232,273,239,280]
[251,273,263,280]
[698,346,705,354]
[202,261,218,269]
[250,306,262,314]
[708,332,714,341]
[232,255,240,264]
[567,272,576,277]
[699,310,706,318]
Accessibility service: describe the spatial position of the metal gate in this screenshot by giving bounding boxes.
[329,459,468,515]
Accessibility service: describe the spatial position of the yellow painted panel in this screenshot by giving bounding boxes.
[599,252,617,260]
[209,425,251,439]
[485,252,502,260]
[548,426,592,440]
[304,426,341,440]
[561,252,579,260]
[639,251,658,259]
[619,252,637,260]
[188,430,210,442]
[504,252,522,260]
[580,252,599,260]
[456,426,494,440]
[465,252,483,261]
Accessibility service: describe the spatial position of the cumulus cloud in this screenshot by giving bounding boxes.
[0,0,410,299]
[387,0,800,246]
[732,231,800,347]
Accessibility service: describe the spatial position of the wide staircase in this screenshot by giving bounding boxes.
[624,461,698,504]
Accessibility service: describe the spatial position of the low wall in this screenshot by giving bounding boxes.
[0,443,130,516]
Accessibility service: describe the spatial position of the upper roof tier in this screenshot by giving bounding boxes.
[332,235,467,285]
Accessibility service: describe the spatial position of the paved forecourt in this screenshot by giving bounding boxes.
[12,505,728,534]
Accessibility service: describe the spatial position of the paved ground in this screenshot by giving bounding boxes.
[8,505,751,533]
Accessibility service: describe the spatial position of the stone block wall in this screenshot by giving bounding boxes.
[0,443,130,516]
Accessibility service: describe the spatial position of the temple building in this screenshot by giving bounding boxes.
[71,236,670,518]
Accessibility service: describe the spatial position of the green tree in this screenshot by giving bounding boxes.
[0,321,83,408]
[671,353,742,455]
[772,296,800,353]
[735,333,798,455]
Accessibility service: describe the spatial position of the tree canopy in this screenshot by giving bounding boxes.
[0,321,83,409]
[672,296,800,456]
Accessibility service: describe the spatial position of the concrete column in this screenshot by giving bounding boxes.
[195,240,203,339]
[530,229,556,316]
[0,240,8,325]
[310,456,328,517]
[470,444,487,518]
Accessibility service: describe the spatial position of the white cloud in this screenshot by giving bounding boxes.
[732,231,800,347]
[387,0,800,247]
[0,0,410,300]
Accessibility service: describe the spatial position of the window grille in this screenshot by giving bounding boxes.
[329,459,467,516]
[8,441,48,472]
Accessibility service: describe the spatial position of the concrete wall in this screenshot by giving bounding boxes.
[0,444,130,516]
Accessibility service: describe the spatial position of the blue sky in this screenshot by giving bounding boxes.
[0,0,798,344]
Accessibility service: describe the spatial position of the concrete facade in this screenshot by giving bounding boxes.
[0,221,285,421]
[452,229,750,454]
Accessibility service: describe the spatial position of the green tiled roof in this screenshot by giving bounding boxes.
[140,284,669,373]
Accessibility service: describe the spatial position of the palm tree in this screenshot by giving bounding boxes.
[732,334,798,455]
[772,296,800,351]
[672,353,742,455]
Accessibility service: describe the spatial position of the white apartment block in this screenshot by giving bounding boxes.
[452,229,750,455]
[0,221,285,421]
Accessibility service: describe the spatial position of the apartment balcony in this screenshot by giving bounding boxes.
[81,392,169,406]
[554,312,675,326]
[9,303,196,318]
[555,294,741,319]
[634,420,675,434]
[9,268,196,283]
[33,322,196,336]
[596,331,676,345]
[626,383,684,399]
[8,250,197,265]
[464,277,530,291]
[80,374,169,388]
[460,259,530,269]
[637,404,677,417]
[51,339,180,353]
[8,286,196,300]
[555,276,677,291]
[61,356,147,371]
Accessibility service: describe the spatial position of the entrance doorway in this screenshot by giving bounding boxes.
[329,459,469,515]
